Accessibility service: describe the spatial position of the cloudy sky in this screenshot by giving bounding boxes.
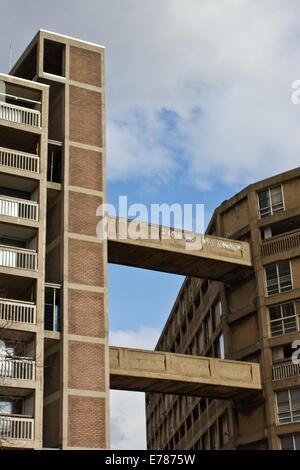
[1,0,300,449]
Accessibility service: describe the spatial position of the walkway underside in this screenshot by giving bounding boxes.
[107,216,252,282]
[109,347,262,400]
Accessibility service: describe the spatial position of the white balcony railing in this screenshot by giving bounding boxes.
[0,146,39,173]
[0,246,37,271]
[0,195,38,222]
[0,415,34,440]
[0,298,36,324]
[272,362,300,381]
[0,357,35,381]
[0,102,40,128]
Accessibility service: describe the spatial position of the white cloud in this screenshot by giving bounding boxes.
[102,0,300,186]
[109,327,160,450]
[2,1,300,187]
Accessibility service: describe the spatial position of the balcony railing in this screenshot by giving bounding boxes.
[0,357,35,381]
[0,102,40,128]
[0,195,38,222]
[0,298,36,324]
[262,230,300,257]
[272,361,300,381]
[0,146,39,173]
[0,246,37,271]
[0,415,34,440]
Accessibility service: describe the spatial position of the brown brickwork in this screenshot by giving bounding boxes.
[68,191,102,237]
[70,46,102,87]
[69,146,103,191]
[68,341,105,391]
[68,238,103,286]
[68,289,105,337]
[69,86,102,147]
[68,395,106,448]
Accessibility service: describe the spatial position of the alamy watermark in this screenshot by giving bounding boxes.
[291,80,300,104]
[96,196,205,250]
[96,196,245,253]
[292,340,300,365]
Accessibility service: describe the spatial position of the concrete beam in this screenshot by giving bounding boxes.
[107,217,253,282]
[109,346,262,400]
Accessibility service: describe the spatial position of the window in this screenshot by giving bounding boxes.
[280,433,300,450]
[258,186,284,218]
[47,145,62,183]
[265,261,292,296]
[276,388,300,424]
[44,283,61,331]
[0,397,23,415]
[269,301,298,337]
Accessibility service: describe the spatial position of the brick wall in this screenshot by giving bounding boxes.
[68,341,105,391]
[68,395,106,448]
[69,146,103,191]
[68,289,105,337]
[70,46,102,87]
[68,191,102,237]
[68,239,103,286]
[69,86,102,147]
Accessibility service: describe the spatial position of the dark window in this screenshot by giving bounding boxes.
[269,302,298,336]
[258,186,284,218]
[265,261,292,296]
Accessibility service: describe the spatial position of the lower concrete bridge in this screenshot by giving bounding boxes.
[109,346,262,400]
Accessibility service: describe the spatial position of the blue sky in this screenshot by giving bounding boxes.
[1,0,300,449]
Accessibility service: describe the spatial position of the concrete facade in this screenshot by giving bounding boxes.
[146,167,300,450]
[0,30,109,449]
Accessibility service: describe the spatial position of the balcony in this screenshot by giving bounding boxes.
[0,298,36,325]
[0,146,39,174]
[0,415,34,440]
[0,102,40,128]
[272,361,300,381]
[0,246,37,271]
[0,195,38,222]
[262,229,300,257]
[0,357,35,381]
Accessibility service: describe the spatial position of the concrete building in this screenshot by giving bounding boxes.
[0,30,109,450]
[146,168,300,450]
[0,29,299,451]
